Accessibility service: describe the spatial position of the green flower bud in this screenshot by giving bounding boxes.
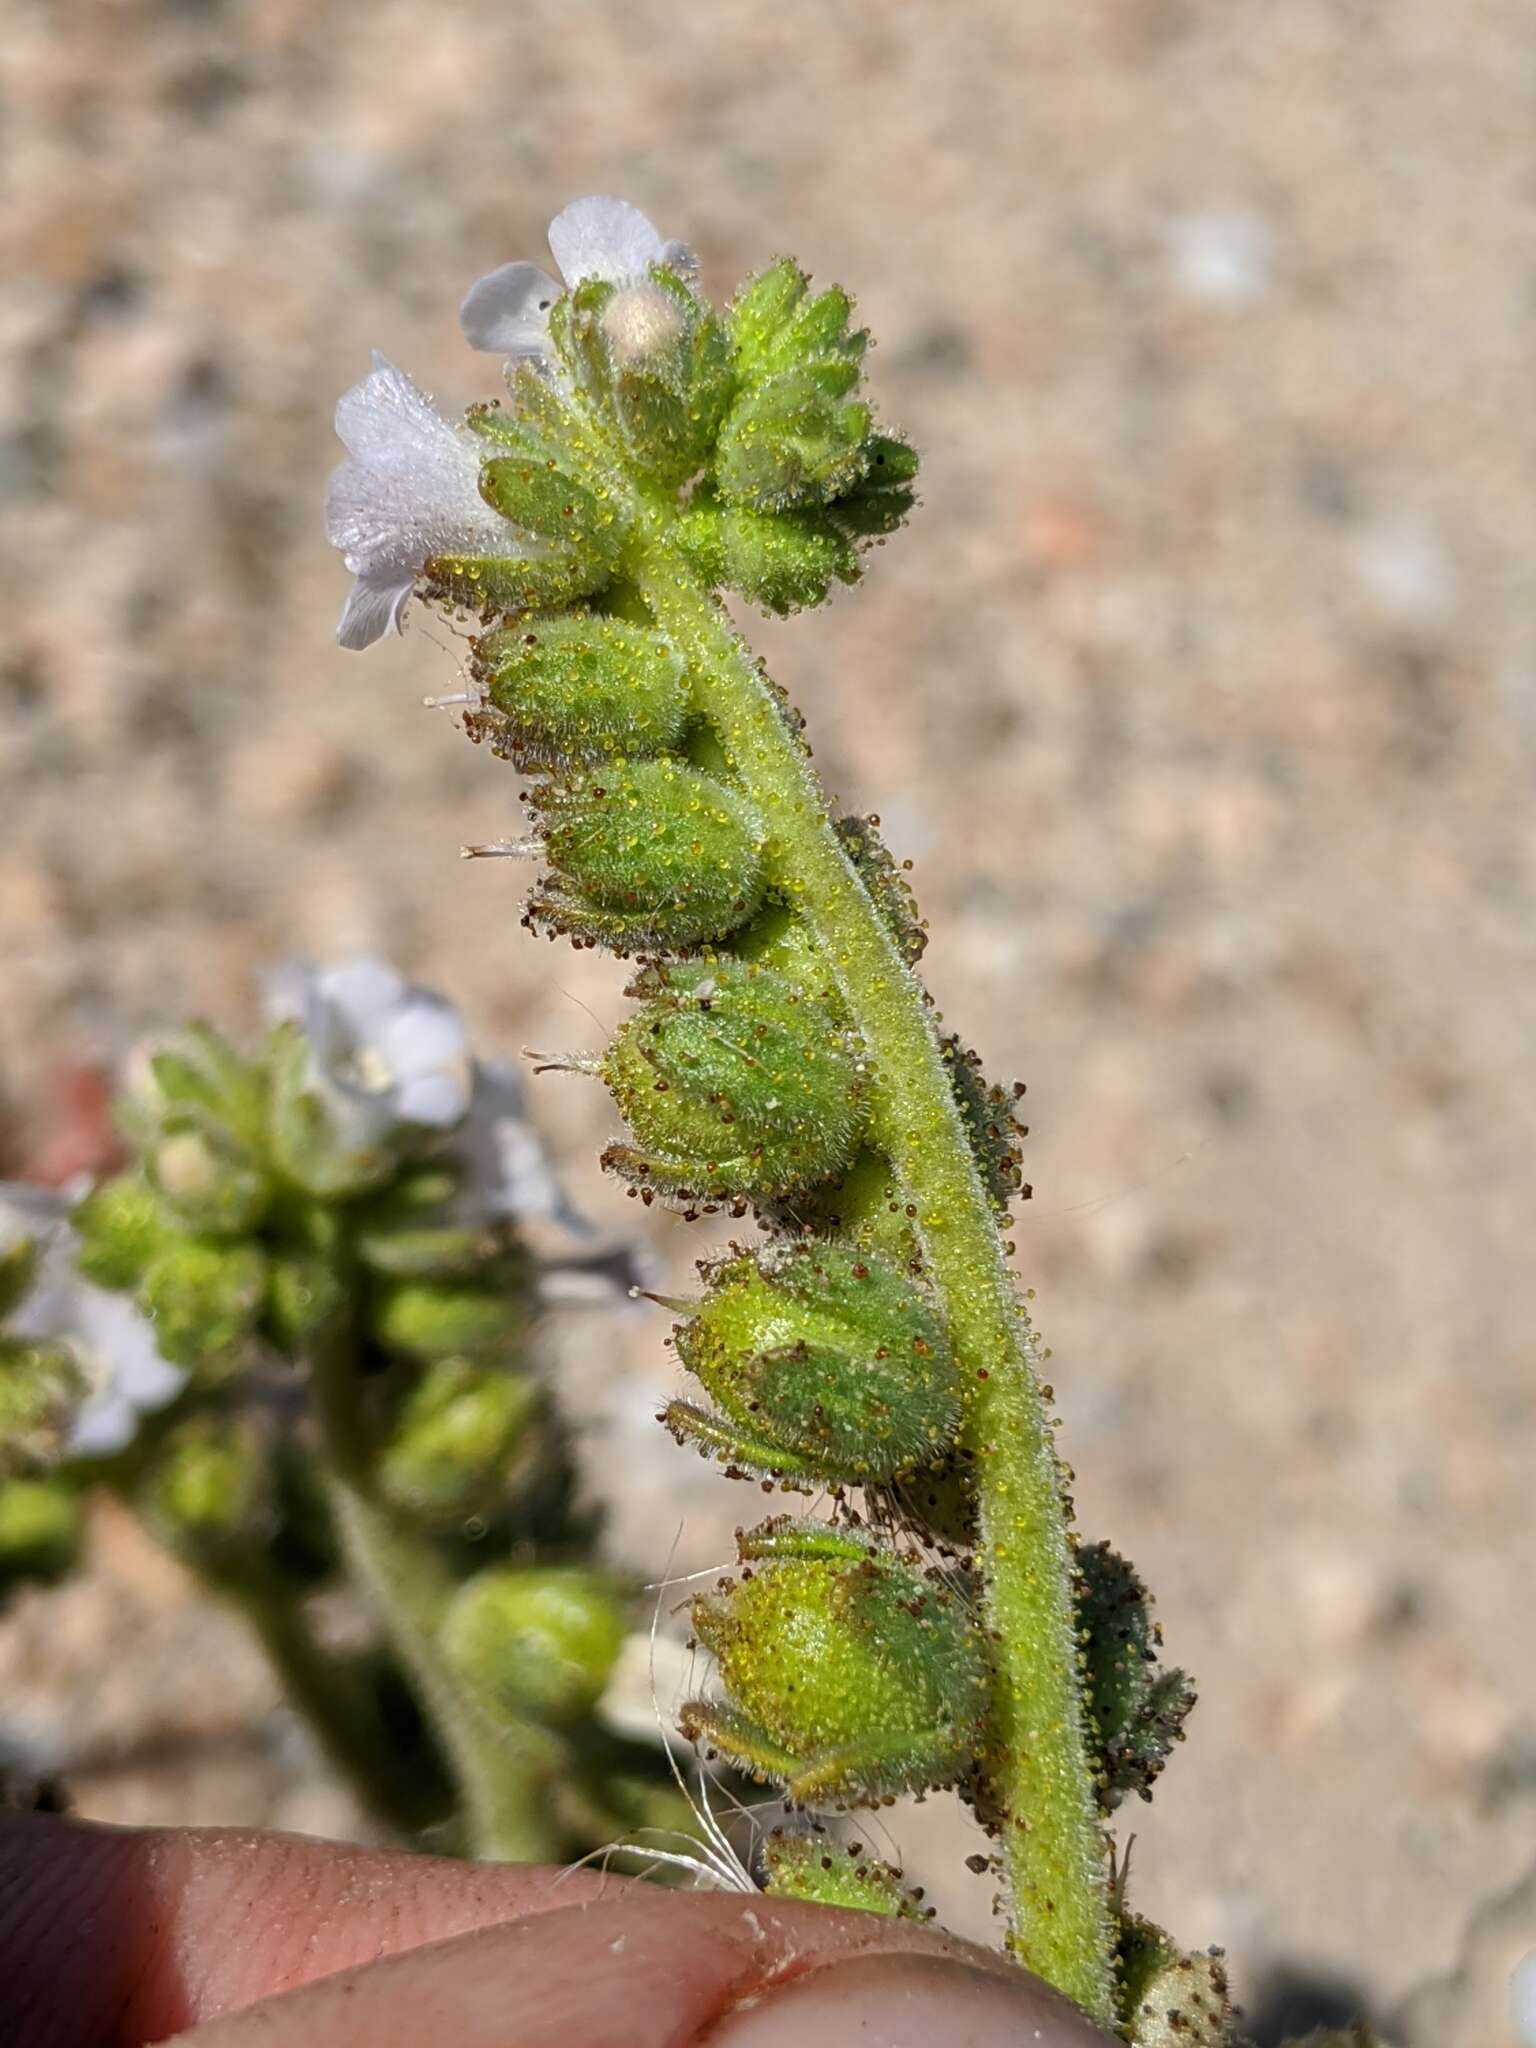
[471,614,690,770]
[527,759,767,952]
[376,1359,542,1523]
[599,961,870,1207]
[718,261,875,511]
[761,1828,928,1920]
[135,1025,266,1144]
[147,1124,271,1237]
[71,1175,176,1291]
[681,1519,987,1803]
[1117,1922,1234,2048]
[141,1414,268,1563]
[0,1477,83,1592]
[0,1339,86,1474]
[552,270,734,489]
[673,498,860,616]
[665,1242,959,1483]
[441,1565,625,1724]
[0,1238,39,1320]
[1076,1541,1195,1812]
[370,1266,529,1362]
[137,1237,266,1366]
[354,1223,491,1279]
[262,1251,348,1358]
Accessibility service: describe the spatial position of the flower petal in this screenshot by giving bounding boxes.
[395,1069,469,1129]
[459,261,561,355]
[548,195,672,287]
[337,572,412,649]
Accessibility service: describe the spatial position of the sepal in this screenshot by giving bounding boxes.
[370,1260,530,1362]
[0,1338,86,1473]
[471,613,690,769]
[761,1827,930,1919]
[441,1565,625,1724]
[72,1176,177,1291]
[681,1518,987,1804]
[136,1237,267,1367]
[140,1413,269,1565]
[527,759,766,951]
[1076,1541,1195,1811]
[599,960,870,1206]
[1118,1921,1236,2048]
[666,1241,959,1483]
[376,1359,542,1523]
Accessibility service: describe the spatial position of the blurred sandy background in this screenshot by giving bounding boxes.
[2,2,1534,2040]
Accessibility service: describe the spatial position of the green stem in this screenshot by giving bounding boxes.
[308,1318,562,1863]
[631,531,1115,2020]
[233,1569,442,1837]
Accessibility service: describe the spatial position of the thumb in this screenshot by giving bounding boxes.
[167,1883,1117,2047]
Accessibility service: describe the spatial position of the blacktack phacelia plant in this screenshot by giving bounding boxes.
[319,194,1227,2039]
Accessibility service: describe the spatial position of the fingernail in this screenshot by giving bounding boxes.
[704,1951,1112,2047]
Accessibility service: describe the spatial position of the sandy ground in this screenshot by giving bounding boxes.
[2,3,1534,2041]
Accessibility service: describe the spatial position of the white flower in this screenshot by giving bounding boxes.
[262,960,473,1152]
[325,352,527,650]
[1,1182,185,1458]
[458,196,694,369]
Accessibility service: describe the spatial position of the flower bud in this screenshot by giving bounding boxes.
[600,961,870,1206]
[471,614,690,769]
[761,1828,926,1919]
[553,272,734,488]
[370,1264,529,1362]
[141,1414,269,1564]
[600,282,689,372]
[376,1359,542,1523]
[0,1338,86,1474]
[71,1175,175,1291]
[682,1519,987,1803]
[1076,1541,1195,1812]
[674,498,860,616]
[148,1125,271,1238]
[441,1565,625,1724]
[527,759,767,951]
[136,1237,267,1367]
[1118,1920,1234,2048]
[666,1242,959,1483]
[718,261,876,511]
[0,1477,82,1594]
[262,1251,348,1357]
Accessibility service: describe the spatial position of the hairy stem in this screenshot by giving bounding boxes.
[233,1569,442,1837]
[630,530,1115,2019]
[308,1304,562,1864]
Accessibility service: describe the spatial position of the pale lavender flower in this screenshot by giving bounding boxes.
[458,195,693,369]
[325,353,529,650]
[263,959,473,1152]
[1,1182,185,1458]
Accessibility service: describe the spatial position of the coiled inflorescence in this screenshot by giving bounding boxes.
[329,197,1193,2023]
